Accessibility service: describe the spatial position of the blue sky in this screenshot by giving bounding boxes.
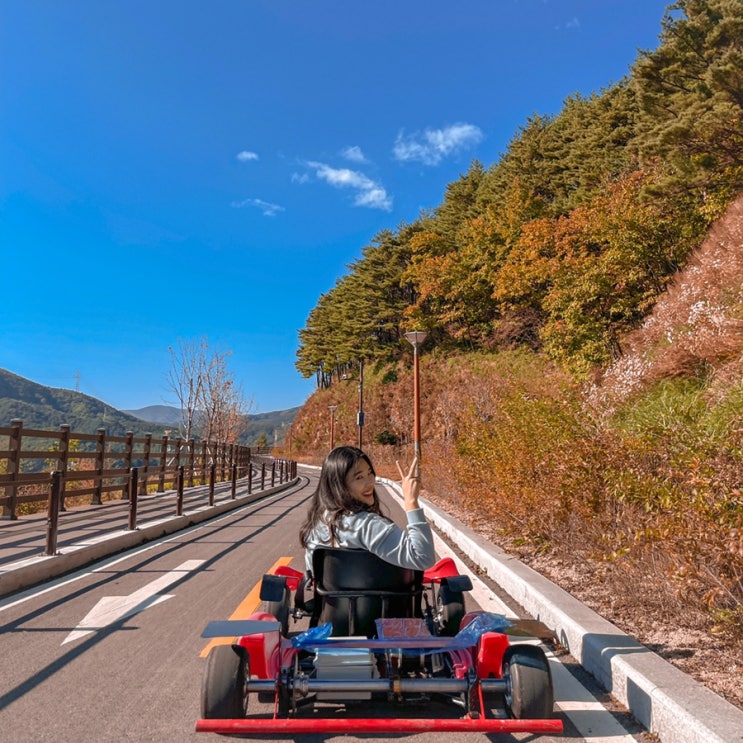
[2,0,670,414]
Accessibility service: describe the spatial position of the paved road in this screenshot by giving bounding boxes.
[0,467,644,742]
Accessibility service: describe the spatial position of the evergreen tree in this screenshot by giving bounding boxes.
[633,0,743,215]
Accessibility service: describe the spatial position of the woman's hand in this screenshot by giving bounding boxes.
[396,456,421,512]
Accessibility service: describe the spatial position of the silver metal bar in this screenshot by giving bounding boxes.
[289,678,471,694]
[250,676,508,696]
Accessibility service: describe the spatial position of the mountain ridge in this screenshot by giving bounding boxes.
[0,369,298,446]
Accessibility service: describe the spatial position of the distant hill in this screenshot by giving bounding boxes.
[240,407,301,447]
[124,404,300,447]
[0,369,299,446]
[123,405,182,426]
[0,369,168,438]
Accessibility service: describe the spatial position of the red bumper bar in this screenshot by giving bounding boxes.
[196,716,564,734]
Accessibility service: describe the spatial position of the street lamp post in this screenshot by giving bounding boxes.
[328,405,338,450]
[404,331,428,473]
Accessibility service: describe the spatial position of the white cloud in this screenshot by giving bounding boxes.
[291,172,310,184]
[236,150,259,162]
[341,145,368,164]
[393,123,484,166]
[230,197,284,216]
[304,161,392,211]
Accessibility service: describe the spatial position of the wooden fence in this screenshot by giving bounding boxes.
[0,419,287,520]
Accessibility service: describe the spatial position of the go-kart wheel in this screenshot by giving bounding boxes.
[200,644,249,719]
[437,582,465,636]
[503,644,554,719]
[266,585,291,636]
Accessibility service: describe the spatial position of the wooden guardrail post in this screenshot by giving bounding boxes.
[158,433,168,492]
[4,419,23,520]
[139,434,152,495]
[173,437,182,492]
[271,462,276,487]
[122,431,133,499]
[57,424,70,512]
[208,464,216,506]
[261,463,266,490]
[231,464,237,499]
[176,465,184,516]
[128,467,139,530]
[247,462,253,494]
[92,428,105,505]
[45,471,62,555]
[201,441,208,486]
[187,439,195,488]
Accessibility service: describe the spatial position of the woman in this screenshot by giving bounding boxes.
[299,446,435,573]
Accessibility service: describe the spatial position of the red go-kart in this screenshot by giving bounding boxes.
[195,549,563,736]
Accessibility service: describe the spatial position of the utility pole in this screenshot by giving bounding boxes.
[328,405,337,450]
[357,358,365,449]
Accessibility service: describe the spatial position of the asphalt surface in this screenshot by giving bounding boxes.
[0,464,741,742]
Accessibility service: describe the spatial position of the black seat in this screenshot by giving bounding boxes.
[312,548,423,637]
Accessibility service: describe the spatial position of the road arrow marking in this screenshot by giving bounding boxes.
[63,559,205,645]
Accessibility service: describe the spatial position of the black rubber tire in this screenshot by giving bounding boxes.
[503,644,554,719]
[200,644,249,719]
[437,583,465,636]
[266,585,291,636]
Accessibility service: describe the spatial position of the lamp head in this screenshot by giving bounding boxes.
[404,331,428,348]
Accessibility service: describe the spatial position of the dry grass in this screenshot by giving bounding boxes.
[289,194,743,708]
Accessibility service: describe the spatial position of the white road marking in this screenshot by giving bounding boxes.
[62,559,205,645]
[548,647,639,742]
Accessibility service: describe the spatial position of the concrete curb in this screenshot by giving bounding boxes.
[0,478,301,598]
[379,481,743,743]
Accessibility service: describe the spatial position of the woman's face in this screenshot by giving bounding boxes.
[344,458,376,507]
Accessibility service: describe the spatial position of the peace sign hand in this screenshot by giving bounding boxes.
[396,456,420,512]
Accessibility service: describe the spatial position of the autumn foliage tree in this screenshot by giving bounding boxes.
[296,0,742,382]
